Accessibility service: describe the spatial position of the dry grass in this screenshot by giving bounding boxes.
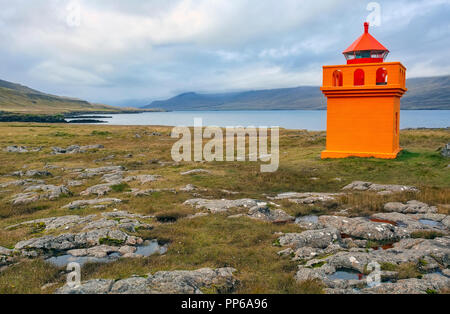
[0,124,448,294]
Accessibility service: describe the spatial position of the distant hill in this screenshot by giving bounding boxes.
[0,79,124,114]
[144,75,450,111]
[402,75,450,110]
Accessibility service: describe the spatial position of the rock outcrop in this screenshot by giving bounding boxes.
[247,205,295,223]
[63,198,122,210]
[11,185,70,205]
[52,145,104,155]
[55,268,238,294]
[269,192,342,204]
[184,198,259,213]
[342,181,419,194]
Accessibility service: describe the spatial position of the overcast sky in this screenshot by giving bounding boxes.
[0,0,449,105]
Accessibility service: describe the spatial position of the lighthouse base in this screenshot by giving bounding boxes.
[321,148,402,160]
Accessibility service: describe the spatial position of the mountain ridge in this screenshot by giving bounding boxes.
[0,79,130,114]
[144,75,450,111]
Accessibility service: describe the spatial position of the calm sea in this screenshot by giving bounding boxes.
[73,110,450,131]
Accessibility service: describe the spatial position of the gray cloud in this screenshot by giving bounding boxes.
[0,0,449,105]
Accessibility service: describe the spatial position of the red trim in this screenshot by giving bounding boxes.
[343,23,389,54]
[347,58,384,64]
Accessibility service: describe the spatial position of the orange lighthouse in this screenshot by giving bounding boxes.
[321,22,407,159]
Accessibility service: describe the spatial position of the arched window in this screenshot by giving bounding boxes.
[376,68,388,85]
[332,70,343,87]
[354,69,365,86]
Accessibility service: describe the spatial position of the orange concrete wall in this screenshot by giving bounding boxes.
[321,62,406,159]
[322,62,406,89]
[326,96,398,153]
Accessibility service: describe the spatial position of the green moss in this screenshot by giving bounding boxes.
[99,237,125,246]
[309,261,326,269]
[411,231,444,239]
[272,239,281,247]
[426,289,438,294]
[380,262,398,271]
[50,131,74,138]
[91,130,111,136]
[418,259,428,267]
[31,222,46,234]
[110,183,131,193]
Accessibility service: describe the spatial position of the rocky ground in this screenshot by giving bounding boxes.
[0,124,448,294]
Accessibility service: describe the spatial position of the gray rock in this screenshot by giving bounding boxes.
[102,171,125,183]
[52,144,104,155]
[55,279,114,294]
[361,273,450,294]
[80,182,118,196]
[67,180,84,187]
[4,145,43,153]
[6,214,97,231]
[278,228,341,249]
[10,192,40,205]
[0,179,45,188]
[371,212,448,232]
[180,184,197,192]
[132,188,177,196]
[101,211,151,220]
[125,175,161,184]
[111,277,149,294]
[12,170,52,178]
[248,205,295,223]
[81,218,118,231]
[145,267,238,294]
[384,200,438,214]
[63,198,122,210]
[23,185,70,200]
[318,215,410,241]
[0,246,12,256]
[295,264,336,282]
[14,228,140,252]
[342,181,418,194]
[55,268,238,294]
[5,146,29,153]
[184,198,259,213]
[67,245,120,258]
[270,192,342,204]
[76,166,125,179]
[440,143,450,158]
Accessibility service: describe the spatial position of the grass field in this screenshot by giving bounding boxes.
[0,123,448,293]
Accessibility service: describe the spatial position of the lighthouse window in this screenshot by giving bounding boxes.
[354,69,365,86]
[332,70,343,87]
[356,51,370,59]
[376,68,388,85]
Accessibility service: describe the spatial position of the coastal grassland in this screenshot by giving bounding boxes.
[0,123,448,294]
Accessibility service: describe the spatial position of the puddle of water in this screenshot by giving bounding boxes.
[419,219,444,228]
[46,240,167,267]
[327,269,364,281]
[295,215,319,224]
[135,240,167,256]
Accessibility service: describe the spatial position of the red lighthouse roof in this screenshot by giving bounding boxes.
[343,23,389,64]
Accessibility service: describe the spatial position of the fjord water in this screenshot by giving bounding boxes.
[78,110,450,131]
